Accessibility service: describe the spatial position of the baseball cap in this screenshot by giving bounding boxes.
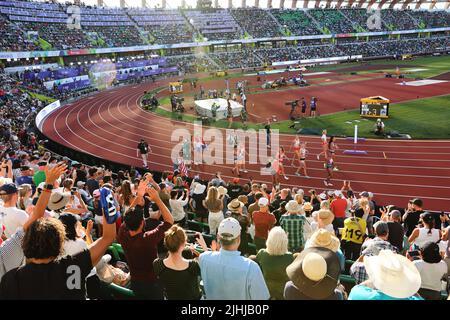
[232,178,240,184]
[319,193,327,200]
[0,183,18,195]
[359,191,369,198]
[373,221,389,236]
[368,192,374,198]
[93,189,101,197]
[411,198,423,207]
[218,217,241,240]
[37,161,47,166]
[258,197,269,207]
[420,212,434,224]
[76,181,86,188]
[20,165,30,171]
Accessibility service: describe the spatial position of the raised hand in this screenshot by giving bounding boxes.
[86,220,94,234]
[45,162,67,184]
[145,187,160,202]
[136,179,149,197]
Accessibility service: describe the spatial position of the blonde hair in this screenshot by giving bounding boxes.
[266,227,289,256]
[205,187,222,212]
[18,184,32,210]
[164,225,186,253]
[294,194,303,204]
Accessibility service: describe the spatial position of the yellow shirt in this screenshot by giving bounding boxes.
[342,217,366,244]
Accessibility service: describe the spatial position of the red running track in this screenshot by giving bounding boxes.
[42,75,450,211]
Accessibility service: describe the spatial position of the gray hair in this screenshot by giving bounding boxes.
[265,227,289,256]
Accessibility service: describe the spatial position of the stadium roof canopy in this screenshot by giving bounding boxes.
[38,0,450,10]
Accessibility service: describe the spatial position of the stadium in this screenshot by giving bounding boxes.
[0,0,449,304]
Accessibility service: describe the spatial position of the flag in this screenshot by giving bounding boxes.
[178,157,188,177]
[100,187,120,224]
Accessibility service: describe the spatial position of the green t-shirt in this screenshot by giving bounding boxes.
[256,249,294,300]
[33,170,46,186]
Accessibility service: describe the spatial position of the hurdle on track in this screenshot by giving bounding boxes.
[343,125,368,155]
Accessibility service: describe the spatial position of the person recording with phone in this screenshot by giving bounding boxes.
[169,188,189,227]
[60,178,89,217]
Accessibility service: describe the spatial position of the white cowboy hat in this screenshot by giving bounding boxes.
[193,183,206,195]
[364,250,421,299]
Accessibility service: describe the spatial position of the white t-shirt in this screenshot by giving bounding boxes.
[63,239,96,278]
[310,222,335,234]
[63,239,88,257]
[413,260,447,291]
[0,206,29,238]
[169,197,189,222]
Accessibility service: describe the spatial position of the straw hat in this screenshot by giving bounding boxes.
[364,250,421,299]
[302,202,313,212]
[286,247,340,299]
[285,200,302,213]
[227,199,244,211]
[317,209,335,226]
[308,229,340,252]
[217,186,228,196]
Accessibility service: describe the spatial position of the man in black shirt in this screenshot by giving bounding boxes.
[403,198,424,236]
[387,210,405,252]
[0,162,116,299]
[227,178,243,200]
[137,139,151,169]
[264,120,271,148]
[301,97,307,118]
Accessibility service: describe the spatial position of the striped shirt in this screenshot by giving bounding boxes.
[279,214,306,252]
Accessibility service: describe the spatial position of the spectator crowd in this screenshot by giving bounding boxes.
[1,95,449,299]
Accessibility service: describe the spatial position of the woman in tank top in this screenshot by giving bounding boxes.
[408,213,442,249]
[295,142,309,178]
[290,135,301,166]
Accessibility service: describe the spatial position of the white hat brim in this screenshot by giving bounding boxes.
[364,252,421,298]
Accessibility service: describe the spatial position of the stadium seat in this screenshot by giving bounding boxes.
[106,283,136,299]
[339,274,357,293]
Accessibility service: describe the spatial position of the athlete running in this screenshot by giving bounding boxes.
[295,142,309,178]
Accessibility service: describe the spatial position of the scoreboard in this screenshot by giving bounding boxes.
[360,96,389,118]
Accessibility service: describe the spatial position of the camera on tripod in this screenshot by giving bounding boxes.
[285,100,299,107]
